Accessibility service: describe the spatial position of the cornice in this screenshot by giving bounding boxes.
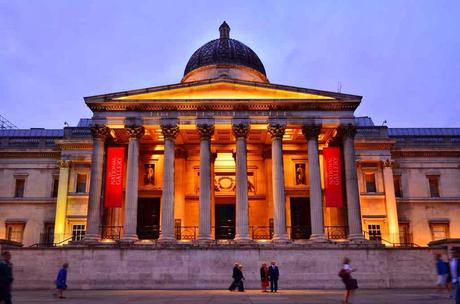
[392,150,460,158]
[0,151,60,158]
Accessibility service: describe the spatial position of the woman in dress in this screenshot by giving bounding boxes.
[260,263,269,292]
[339,258,358,304]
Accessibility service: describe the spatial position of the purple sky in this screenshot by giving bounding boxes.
[1,1,459,129]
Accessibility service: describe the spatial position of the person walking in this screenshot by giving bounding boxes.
[237,265,245,292]
[435,254,450,293]
[339,257,358,304]
[260,262,269,292]
[450,249,460,304]
[268,261,279,293]
[55,263,69,299]
[0,251,13,304]
[228,263,239,291]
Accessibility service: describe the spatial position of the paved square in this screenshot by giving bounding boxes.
[12,289,453,304]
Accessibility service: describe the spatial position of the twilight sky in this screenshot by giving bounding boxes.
[1,0,459,129]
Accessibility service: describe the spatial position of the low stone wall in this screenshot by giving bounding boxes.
[6,246,437,289]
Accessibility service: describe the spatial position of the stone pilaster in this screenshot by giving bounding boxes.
[159,124,180,242]
[197,124,214,242]
[232,122,251,242]
[267,124,288,242]
[382,159,400,244]
[84,125,110,242]
[121,126,144,242]
[53,160,71,245]
[340,124,364,241]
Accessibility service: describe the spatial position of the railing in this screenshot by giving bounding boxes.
[100,225,123,240]
[30,233,74,247]
[362,230,420,247]
[175,226,198,240]
[325,226,348,240]
[250,226,273,240]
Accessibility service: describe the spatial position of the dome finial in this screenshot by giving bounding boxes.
[219,21,230,39]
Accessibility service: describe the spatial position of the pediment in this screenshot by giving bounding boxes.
[113,82,334,101]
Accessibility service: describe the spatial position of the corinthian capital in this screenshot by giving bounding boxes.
[197,124,215,140]
[57,159,71,168]
[161,124,180,140]
[90,125,110,139]
[339,124,357,139]
[232,123,250,138]
[302,125,321,140]
[268,124,286,139]
[383,159,394,168]
[126,126,145,139]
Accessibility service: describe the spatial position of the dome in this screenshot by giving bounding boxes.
[182,22,268,83]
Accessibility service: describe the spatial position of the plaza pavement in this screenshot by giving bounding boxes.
[11,289,453,304]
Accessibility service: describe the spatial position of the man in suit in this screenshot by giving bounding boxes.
[268,260,279,293]
[228,263,239,291]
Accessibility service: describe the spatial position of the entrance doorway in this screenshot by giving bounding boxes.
[137,197,160,239]
[290,197,311,239]
[215,204,235,239]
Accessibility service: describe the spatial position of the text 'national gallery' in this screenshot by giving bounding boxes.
[1,22,459,249]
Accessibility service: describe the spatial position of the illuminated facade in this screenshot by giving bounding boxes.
[1,22,459,248]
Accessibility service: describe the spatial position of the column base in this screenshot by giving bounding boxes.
[272,234,289,244]
[158,234,176,244]
[82,234,100,243]
[234,234,253,244]
[197,237,214,246]
[309,234,328,243]
[348,233,366,242]
[120,234,139,243]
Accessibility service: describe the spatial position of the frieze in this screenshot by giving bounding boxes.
[267,124,286,139]
[392,151,460,158]
[338,124,357,139]
[0,152,60,158]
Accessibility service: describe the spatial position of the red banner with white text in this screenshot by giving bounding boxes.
[323,147,343,208]
[104,147,125,208]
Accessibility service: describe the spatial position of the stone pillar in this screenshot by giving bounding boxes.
[158,124,179,242]
[197,124,214,242]
[121,126,144,242]
[340,124,364,241]
[382,159,400,244]
[302,125,327,242]
[84,125,110,242]
[267,124,288,242]
[53,160,71,244]
[232,123,251,242]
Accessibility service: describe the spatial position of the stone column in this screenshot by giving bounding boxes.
[382,159,400,244]
[267,124,288,242]
[340,124,364,241]
[302,125,327,242]
[121,126,144,242]
[158,124,180,242]
[84,125,110,242]
[53,160,71,244]
[197,124,214,242]
[232,123,251,242]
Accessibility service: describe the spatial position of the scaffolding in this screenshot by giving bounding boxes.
[0,114,17,129]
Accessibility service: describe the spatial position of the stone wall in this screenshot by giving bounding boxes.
[6,246,438,290]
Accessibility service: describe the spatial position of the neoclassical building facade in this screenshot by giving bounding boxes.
[1,23,459,247]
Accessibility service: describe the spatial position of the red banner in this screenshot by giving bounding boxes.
[323,147,343,208]
[104,147,125,208]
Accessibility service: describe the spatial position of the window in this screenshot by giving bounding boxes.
[430,223,449,241]
[399,223,411,244]
[427,176,440,198]
[51,177,59,198]
[365,173,377,193]
[5,223,25,243]
[72,224,86,241]
[367,224,382,242]
[76,174,87,193]
[393,175,402,198]
[14,179,25,198]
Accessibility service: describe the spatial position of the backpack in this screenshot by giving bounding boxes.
[338,269,350,279]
